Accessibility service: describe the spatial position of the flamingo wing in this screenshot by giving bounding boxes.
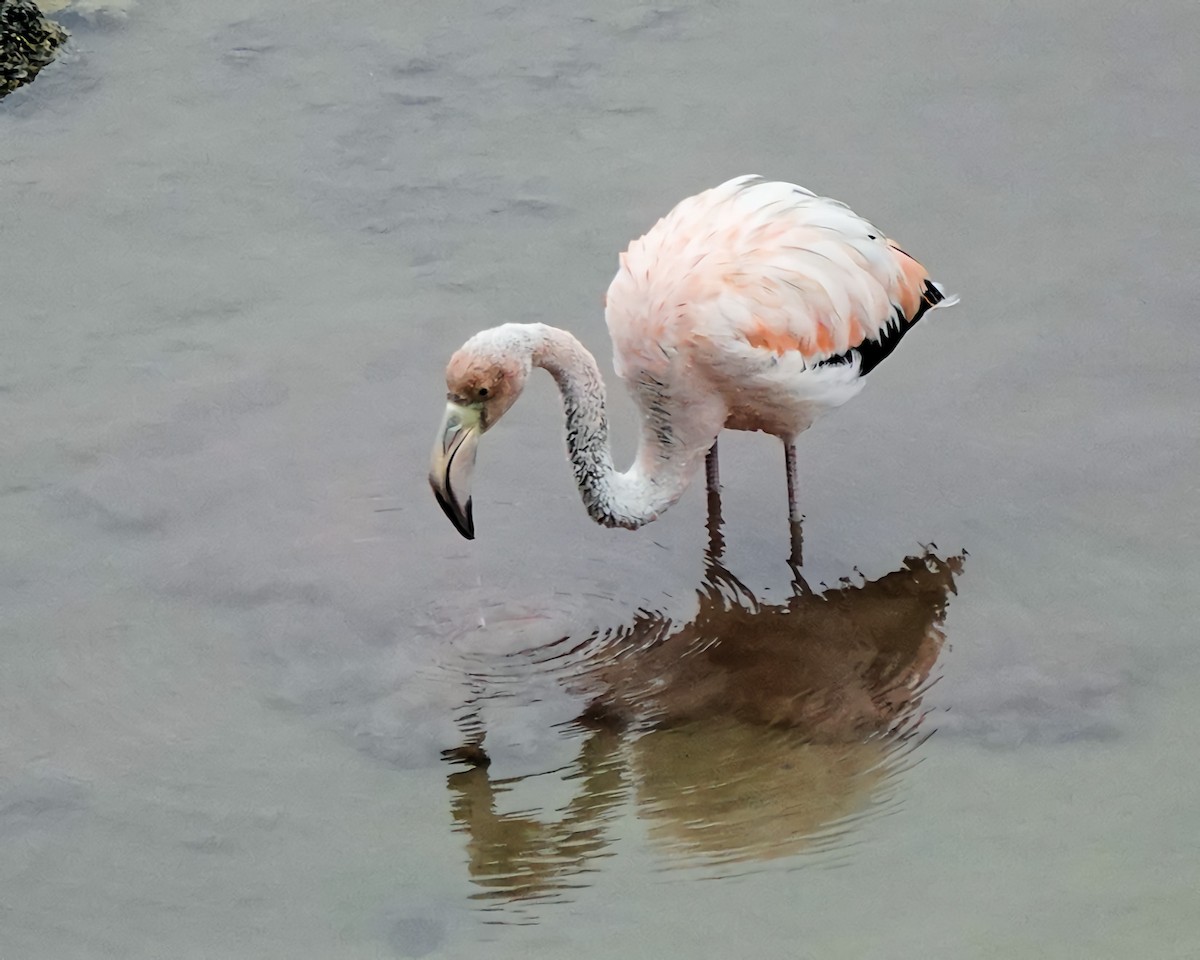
[605,176,956,380]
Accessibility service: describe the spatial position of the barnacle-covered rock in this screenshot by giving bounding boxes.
[0,0,67,98]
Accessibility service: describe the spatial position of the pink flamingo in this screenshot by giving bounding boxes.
[430,176,957,544]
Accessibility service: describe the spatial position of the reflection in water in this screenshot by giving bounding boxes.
[445,494,964,918]
[447,729,627,915]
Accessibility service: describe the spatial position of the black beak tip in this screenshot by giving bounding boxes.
[432,485,475,540]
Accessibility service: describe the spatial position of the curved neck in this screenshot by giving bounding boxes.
[525,324,694,529]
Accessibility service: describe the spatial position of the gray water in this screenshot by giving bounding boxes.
[3,1,1198,956]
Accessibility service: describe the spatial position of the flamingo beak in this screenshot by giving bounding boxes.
[429,402,480,540]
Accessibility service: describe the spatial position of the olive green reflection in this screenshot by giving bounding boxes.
[446,494,964,911]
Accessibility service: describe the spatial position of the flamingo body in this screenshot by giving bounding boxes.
[429,176,957,540]
[605,175,954,445]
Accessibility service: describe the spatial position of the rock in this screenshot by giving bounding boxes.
[0,0,67,98]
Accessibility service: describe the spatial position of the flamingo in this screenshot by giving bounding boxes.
[429,175,957,543]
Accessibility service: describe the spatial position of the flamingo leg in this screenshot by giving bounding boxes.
[784,441,800,521]
[785,441,803,569]
[705,440,720,494]
[705,486,725,564]
[703,438,725,562]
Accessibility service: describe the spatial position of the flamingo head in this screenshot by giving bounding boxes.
[429,334,531,539]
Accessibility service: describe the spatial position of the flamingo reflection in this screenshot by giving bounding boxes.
[445,497,964,913]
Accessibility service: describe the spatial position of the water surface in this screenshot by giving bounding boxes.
[2,0,1198,956]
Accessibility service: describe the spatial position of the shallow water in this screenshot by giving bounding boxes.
[3,0,1198,956]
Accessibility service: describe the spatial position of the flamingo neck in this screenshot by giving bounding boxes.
[526,324,694,529]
